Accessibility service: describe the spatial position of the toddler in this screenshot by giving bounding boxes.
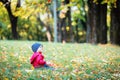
[30,43,54,69]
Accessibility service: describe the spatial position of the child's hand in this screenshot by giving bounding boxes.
[47,61,55,66]
[46,61,51,64]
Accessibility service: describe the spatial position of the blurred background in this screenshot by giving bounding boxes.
[0,0,120,45]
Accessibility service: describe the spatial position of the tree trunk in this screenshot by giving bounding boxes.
[1,0,20,39]
[66,3,73,42]
[99,3,107,44]
[81,0,87,31]
[10,16,18,39]
[75,19,79,42]
[87,0,100,44]
[60,18,67,43]
[37,12,52,42]
[87,0,107,44]
[110,0,120,45]
[60,0,73,43]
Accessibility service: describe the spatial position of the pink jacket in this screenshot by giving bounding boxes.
[30,52,46,68]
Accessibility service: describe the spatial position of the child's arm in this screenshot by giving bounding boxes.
[39,59,46,65]
[37,55,46,65]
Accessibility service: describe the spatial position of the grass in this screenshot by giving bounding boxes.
[0,40,120,80]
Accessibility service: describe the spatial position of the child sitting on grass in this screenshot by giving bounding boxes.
[30,42,54,70]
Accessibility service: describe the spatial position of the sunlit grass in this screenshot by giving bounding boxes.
[0,40,120,79]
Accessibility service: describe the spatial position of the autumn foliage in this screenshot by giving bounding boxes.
[0,41,120,79]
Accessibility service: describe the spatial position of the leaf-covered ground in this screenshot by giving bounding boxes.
[0,40,120,80]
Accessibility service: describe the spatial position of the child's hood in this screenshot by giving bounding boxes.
[30,52,39,64]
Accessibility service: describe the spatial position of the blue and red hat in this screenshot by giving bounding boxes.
[31,43,42,52]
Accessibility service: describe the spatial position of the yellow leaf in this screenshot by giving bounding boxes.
[59,13,66,19]
[7,24,11,29]
[12,78,16,80]
[72,21,76,26]
[17,70,21,74]
[78,32,83,36]
[66,26,70,31]
[0,2,3,6]
[31,66,34,70]
[4,78,9,80]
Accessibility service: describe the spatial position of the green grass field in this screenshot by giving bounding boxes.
[0,40,120,80]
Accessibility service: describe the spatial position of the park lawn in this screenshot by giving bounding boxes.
[0,40,120,80]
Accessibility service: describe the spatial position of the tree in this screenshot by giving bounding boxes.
[59,0,72,43]
[65,0,73,42]
[59,1,67,43]
[36,11,53,42]
[110,0,120,45]
[99,3,107,44]
[0,0,20,39]
[87,0,107,44]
